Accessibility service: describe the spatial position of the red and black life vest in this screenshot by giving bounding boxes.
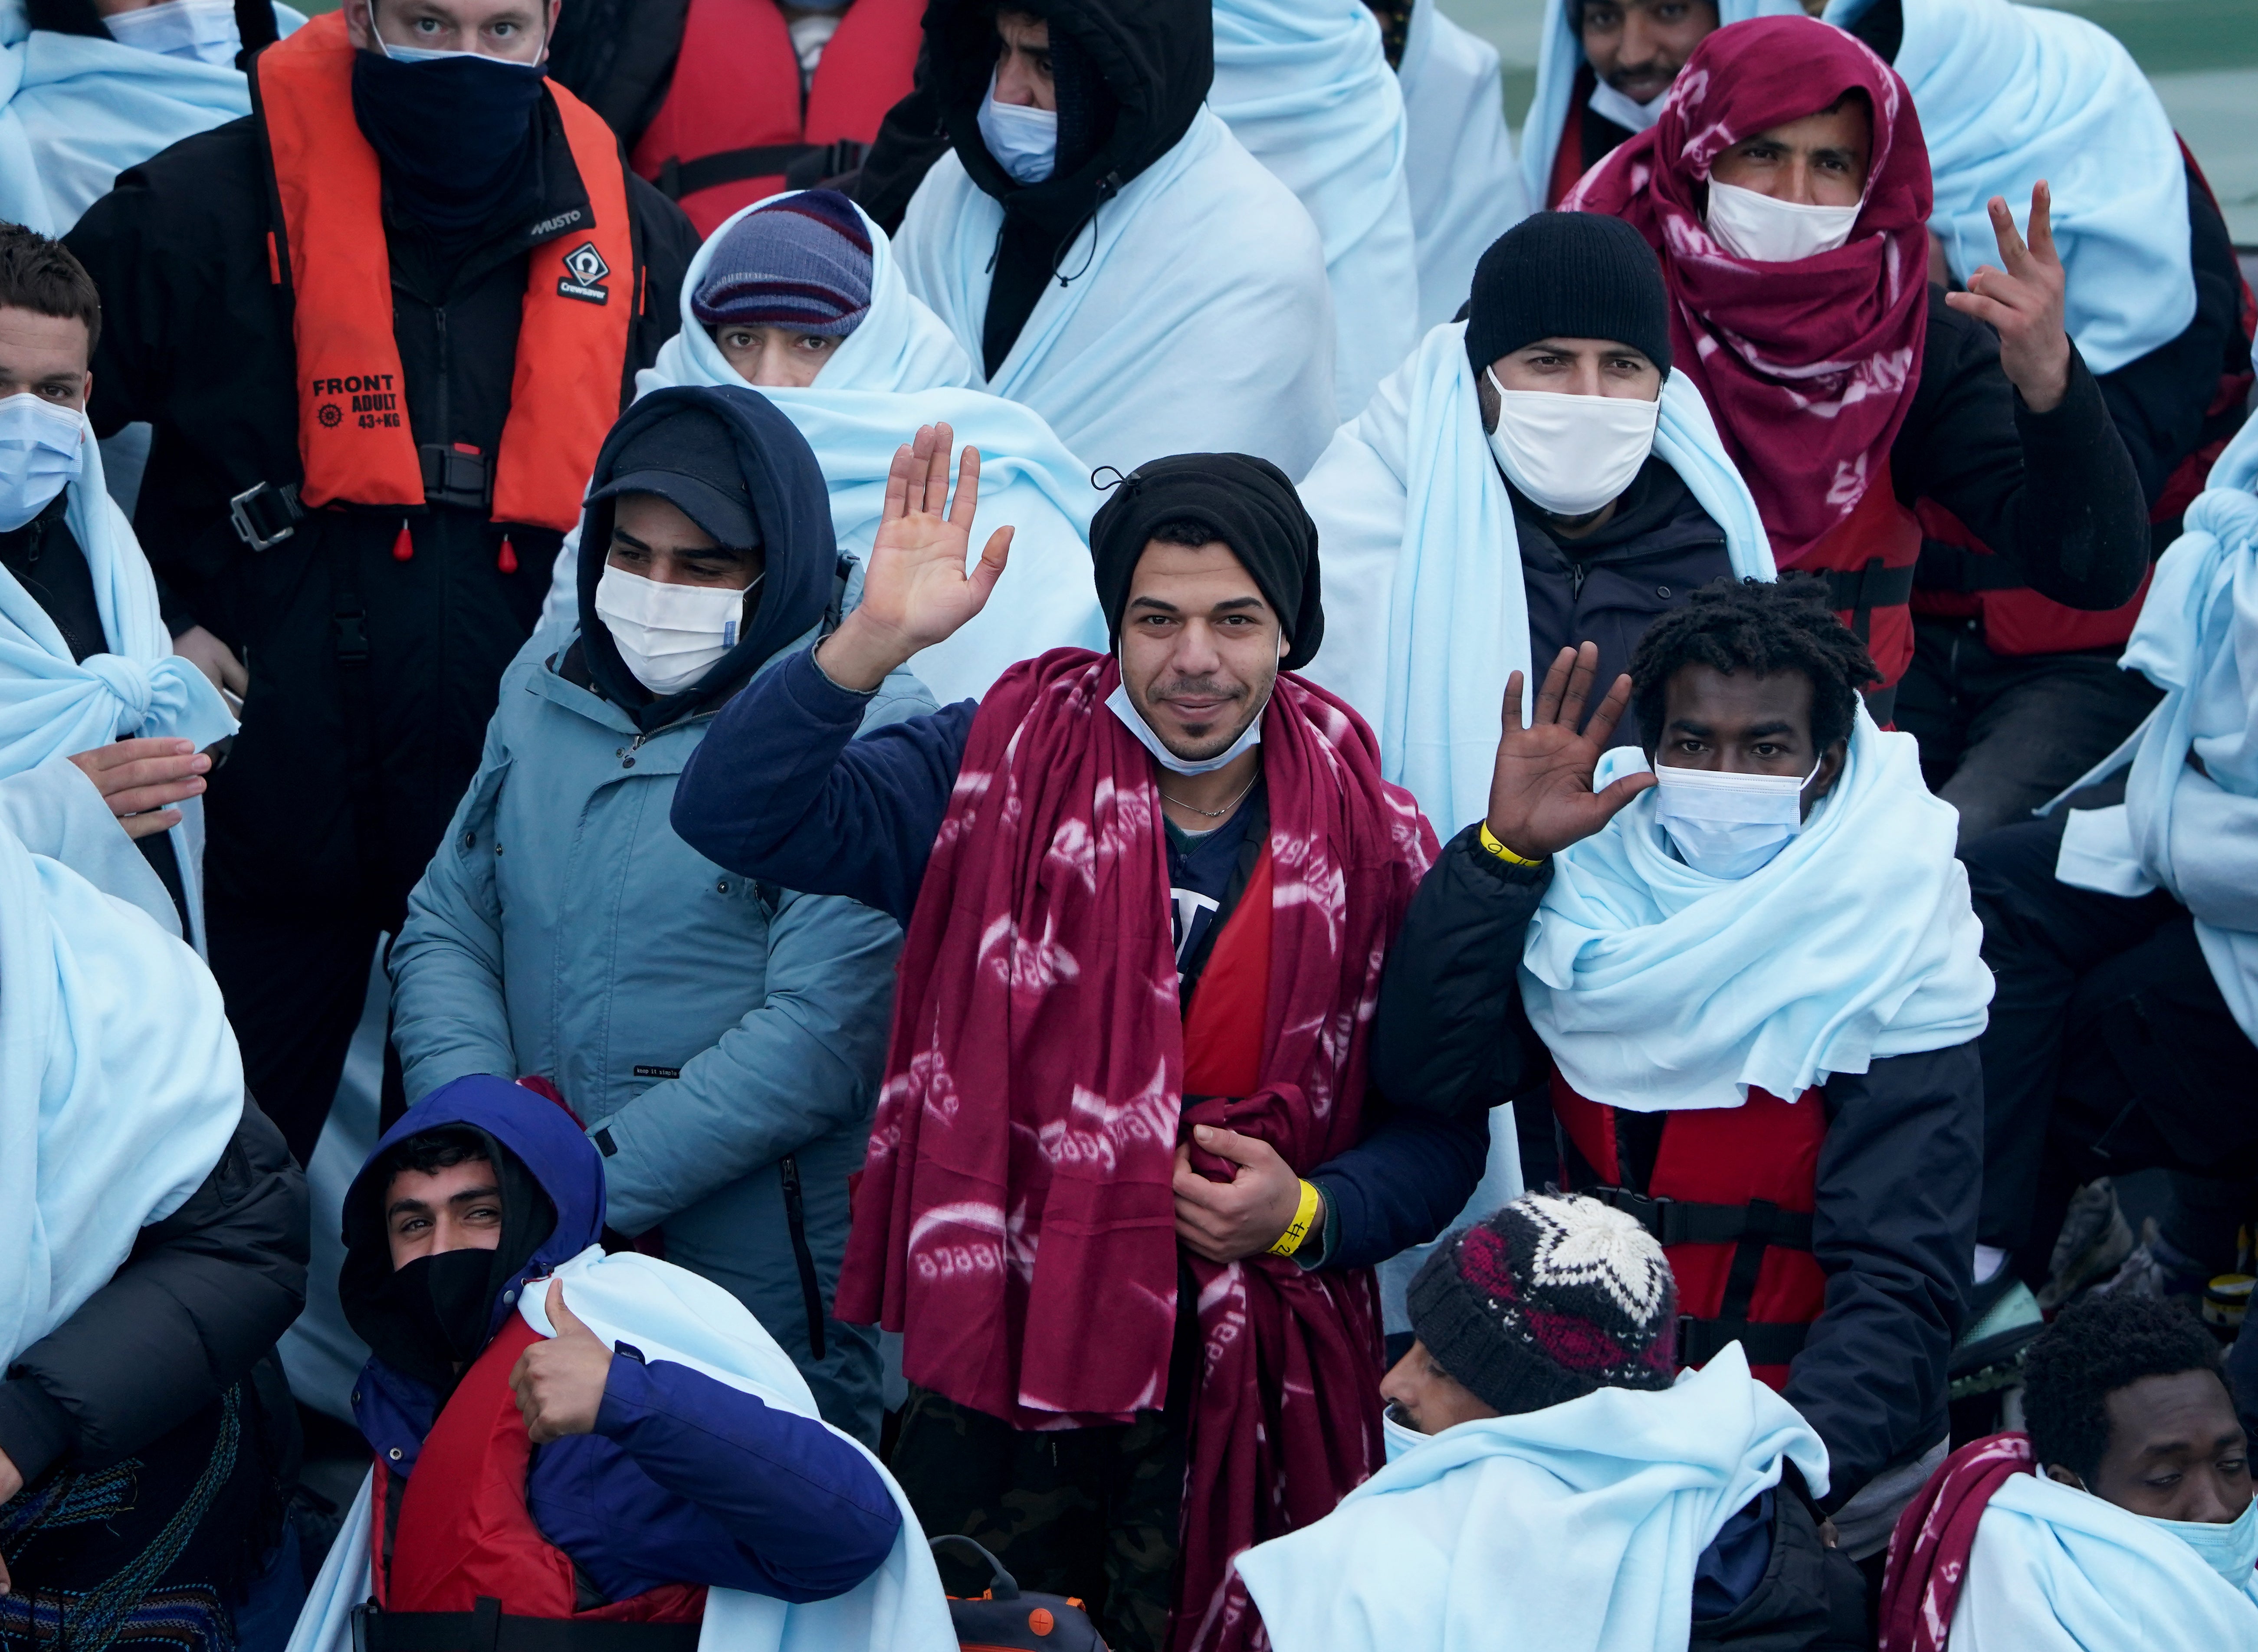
[362,1317,704,1652]
[1552,1073,1828,1393]
[630,0,922,237]
[1911,142,2258,659]
[1778,459,1925,711]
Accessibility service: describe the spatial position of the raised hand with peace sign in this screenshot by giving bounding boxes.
[1944,181,2073,415]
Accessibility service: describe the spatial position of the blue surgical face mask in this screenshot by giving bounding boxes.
[0,393,87,533]
[1382,1405,1427,1464]
[977,69,1057,186]
[103,0,243,67]
[2148,1494,2258,1588]
[1651,756,1822,880]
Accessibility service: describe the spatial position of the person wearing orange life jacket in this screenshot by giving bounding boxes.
[63,0,699,1167]
[1562,16,2150,726]
[540,0,922,238]
[1373,579,1994,1568]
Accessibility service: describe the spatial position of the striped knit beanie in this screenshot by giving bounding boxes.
[691,189,874,338]
[1407,1192,1679,1415]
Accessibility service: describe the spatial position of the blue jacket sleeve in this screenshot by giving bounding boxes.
[1305,1106,1491,1273]
[590,1353,902,1603]
[670,646,977,926]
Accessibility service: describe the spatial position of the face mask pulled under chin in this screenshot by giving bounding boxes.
[1484,368,1660,520]
[1704,180,1862,264]
[594,562,759,697]
[393,1247,499,1367]
[103,0,243,66]
[977,70,1058,185]
[0,393,86,533]
[1651,756,1822,880]
[1106,680,1265,777]
[2147,1495,2258,1587]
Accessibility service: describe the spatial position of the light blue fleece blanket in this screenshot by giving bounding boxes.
[0,813,242,1367]
[1825,0,2194,376]
[1300,320,1775,839]
[2053,414,2258,1041]
[1236,1346,1829,1652]
[1210,0,1418,419]
[0,0,302,234]
[1396,0,1528,332]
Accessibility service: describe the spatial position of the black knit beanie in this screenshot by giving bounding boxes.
[1407,1192,1679,1416]
[1464,212,1674,378]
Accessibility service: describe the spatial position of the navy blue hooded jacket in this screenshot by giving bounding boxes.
[340,1075,901,1604]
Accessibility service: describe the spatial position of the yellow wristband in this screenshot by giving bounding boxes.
[1479,822,1546,867]
[1268,1179,1323,1258]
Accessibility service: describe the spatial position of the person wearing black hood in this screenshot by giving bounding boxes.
[62,0,699,1169]
[309,1073,922,1652]
[388,386,929,1445]
[877,0,1339,480]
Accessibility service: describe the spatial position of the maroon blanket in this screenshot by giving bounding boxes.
[835,647,1435,1650]
[1564,15,1933,567]
[1878,1432,2035,1652]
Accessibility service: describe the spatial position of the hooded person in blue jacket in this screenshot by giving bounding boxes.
[387,384,929,1445]
[328,1074,910,1637]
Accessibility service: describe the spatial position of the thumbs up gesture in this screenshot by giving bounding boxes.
[509,1283,614,1444]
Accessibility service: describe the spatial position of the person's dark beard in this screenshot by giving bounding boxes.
[1143,673,1255,756]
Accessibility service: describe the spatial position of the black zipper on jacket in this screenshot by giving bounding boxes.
[779,1156,826,1361]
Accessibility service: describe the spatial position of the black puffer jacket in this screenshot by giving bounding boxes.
[0,1098,307,1482]
[863,0,1212,371]
[1373,827,1979,1508]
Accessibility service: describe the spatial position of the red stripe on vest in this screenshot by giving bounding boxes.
[1182,844,1276,1099]
[255,13,633,532]
[1553,1077,1828,1391]
[629,0,921,237]
[380,1313,704,1623]
[1777,458,1923,689]
[1545,66,1597,210]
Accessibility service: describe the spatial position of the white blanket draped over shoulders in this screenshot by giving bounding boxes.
[2052,417,2258,1041]
[1824,0,2192,376]
[0,419,236,945]
[1948,1471,2258,1649]
[0,814,243,1369]
[0,0,303,235]
[550,192,1106,704]
[1396,0,1527,332]
[1523,712,1993,1112]
[1519,0,1802,210]
[286,1248,956,1652]
[1209,0,1418,419]
[1236,1347,1829,1652]
[1300,322,1774,838]
[893,107,1337,481]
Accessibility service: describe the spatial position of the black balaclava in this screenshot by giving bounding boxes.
[339,1126,558,1394]
[351,0,550,238]
[1089,453,1324,671]
[1464,212,1674,379]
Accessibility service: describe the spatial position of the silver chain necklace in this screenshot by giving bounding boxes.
[1159,769,1260,820]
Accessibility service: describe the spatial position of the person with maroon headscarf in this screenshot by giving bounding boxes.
[1563,13,2149,724]
[670,425,1485,1652]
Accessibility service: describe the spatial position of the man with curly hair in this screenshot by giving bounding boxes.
[1375,574,1994,1563]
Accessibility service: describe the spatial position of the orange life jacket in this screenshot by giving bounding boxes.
[630,0,922,237]
[252,12,635,535]
[371,1316,706,1629]
[1552,1075,1829,1393]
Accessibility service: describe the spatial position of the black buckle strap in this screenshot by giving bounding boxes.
[229,480,305,552]
[784,138,869,190]
[1586,1186,1814,1251]
[353,1602,703,1652]
[1677,1316,1811,1369]
[420,444,495,512]
[1823,557,1919,642]
[655,144,821,202]
[1913,539,2029,594]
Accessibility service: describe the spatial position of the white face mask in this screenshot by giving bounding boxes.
[1704,180,1862,264]
[977,70,1058,185]
[593,563,758,697]
[0,394,86,533]
[1106,680,1265,777]
[1382,1406,1427,1464]
[1651,756,1822,880]
[104,0,242,65]
[2147,1496,2258,1587]
[1484,368,1661,520]
[1586,78,1665,135]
